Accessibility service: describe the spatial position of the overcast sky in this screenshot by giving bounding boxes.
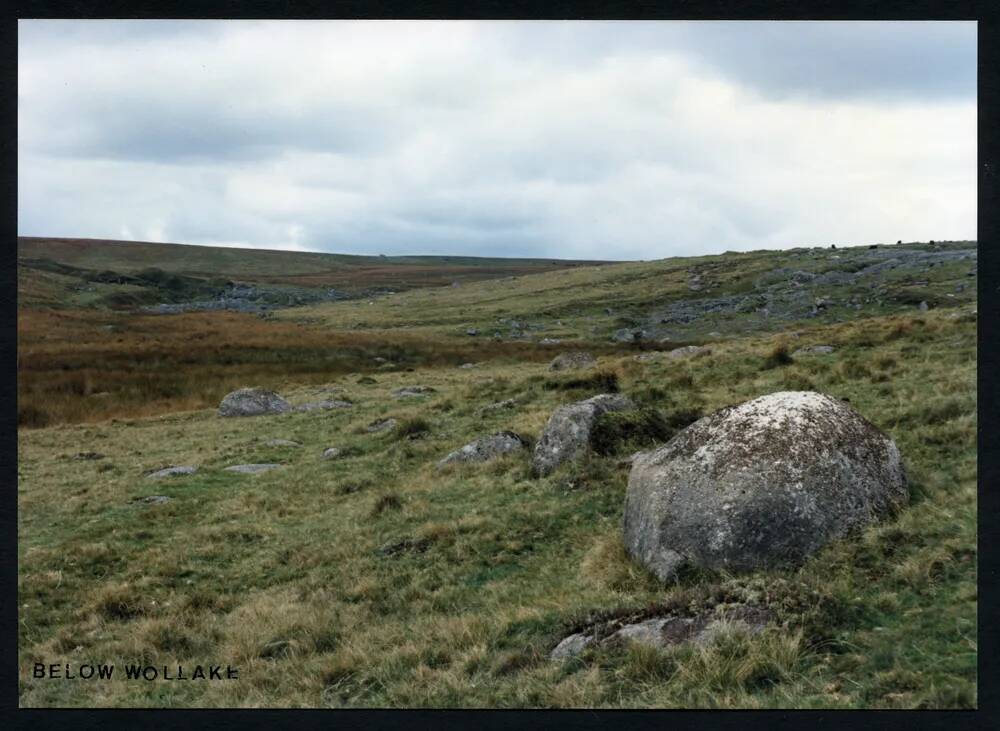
[18,20,977,260]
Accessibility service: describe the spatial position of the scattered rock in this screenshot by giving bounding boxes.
[146,466,197,479]
[549,351,597,371]
[612,328,649,343]
[322,447,342,460]
[366,418,398,433]
[391,385,436,399]
[466,328,479,336]
[295,400,353,412]
[533,394,635,476]
[224,463,282,475]
[458,363,479,369]
[539,338,562,345]
[218,388,292,417]
[438,431,528,467]
[624,391,908,581]
[265,439,301,448]
[918,301,929,312]
[667,345,712,360]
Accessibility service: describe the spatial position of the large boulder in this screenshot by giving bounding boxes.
[218,388,291,417]
[438,431,528,467]
[624,391,907,581]
[532,394,635,476]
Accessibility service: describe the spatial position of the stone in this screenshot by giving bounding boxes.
[533,394,635,476]
[550,633,593,660]
[792,345,835,356]
[134,495,172,505]
[539,338,562,345]
[218,388,292,417]
[466,328,479,336]
[549,351,597,371]
[147,466,197,479]
[476,398,518,415]
[624,391,907,581]
[295,400,353,412]
[391,385,436,399]
[667,345,712,360]
[322,447,342,460]
[265,439,301,448]
[458,362,479,369]
[438,431,528,467]
[224,463,282,475]
[366,418,398,433]
[918,301,929,312]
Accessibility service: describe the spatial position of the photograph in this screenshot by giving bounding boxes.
[16,19,977,709]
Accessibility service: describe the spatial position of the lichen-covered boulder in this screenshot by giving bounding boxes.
[624,391,907,581]
[437,431,527,468]
[218,388,291,417]
[532,393,635,476]
[549,351,597,371]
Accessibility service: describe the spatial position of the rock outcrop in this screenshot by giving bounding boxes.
[549,351,597,371]
[623,391,907,581]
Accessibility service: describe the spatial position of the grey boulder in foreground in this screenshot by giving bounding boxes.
[624,391,907,582]
[218,387,292,417]
[438,431,528,467]
[532,393,634,476]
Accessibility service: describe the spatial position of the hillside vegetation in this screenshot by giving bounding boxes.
[17,238,977,708]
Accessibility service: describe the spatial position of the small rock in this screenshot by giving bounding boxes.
[265,439,301,448]
[539,338,561,345]
[224,463,281,475]
[918,301,929,312]
[366,418,398,433]
[391,386,436,399]
[550,633,593,660]
[73,451,105,460]
[219,388,292,417]
[458,362,479,369]
[134,495,172,505]
[438,431,528,467]
[792,345,835,356]
[322,447,342,460]
[147,466,197,479]
[466,328,479,336]
[549,351,597,371]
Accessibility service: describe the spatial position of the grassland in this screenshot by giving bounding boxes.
[17,240,977,708]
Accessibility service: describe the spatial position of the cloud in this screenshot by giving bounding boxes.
[17,20,976,260]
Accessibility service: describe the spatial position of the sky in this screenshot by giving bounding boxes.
[18,20,977,261]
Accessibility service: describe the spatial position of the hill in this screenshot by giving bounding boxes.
[16,237,977,709]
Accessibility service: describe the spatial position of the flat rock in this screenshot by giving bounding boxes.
[366,418,398,433]
[224,463,282,475]
[218,387,292,417]
[533,393,635,476]
[624,391,907,581]
[147,466,197,479]
[322,447,342,460]
[391,385,436,399]
[549,351,597,371]
[792,345,835,356]
[438,431,528,467]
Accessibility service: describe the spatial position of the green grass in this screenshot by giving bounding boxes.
[17,304,976,708]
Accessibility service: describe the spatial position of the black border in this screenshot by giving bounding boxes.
[4,3,997,730]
